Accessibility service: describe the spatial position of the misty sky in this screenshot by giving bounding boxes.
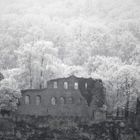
[0,0,139,21]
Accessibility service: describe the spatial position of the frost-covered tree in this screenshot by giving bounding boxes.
[0,77,21,111]
[105,64,139,115]
[33,40,58,88]
[15,43,36,89]
[0,0,139,114]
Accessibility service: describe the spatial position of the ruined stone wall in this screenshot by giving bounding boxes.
[17,76,105,119]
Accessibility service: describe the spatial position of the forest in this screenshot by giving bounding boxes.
[0,0,140,112]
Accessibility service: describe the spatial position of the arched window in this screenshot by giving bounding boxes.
[64,82,68,89]
[53,81,57,88]
[44,80,47,88]
[74,82,78,89]
[85,82,88,89]
[51,97,56,105]
[60,97,65,104]
[78,98,82,104]
[36,95,41,105]
[68,97,73,104]
[25,95,30,105]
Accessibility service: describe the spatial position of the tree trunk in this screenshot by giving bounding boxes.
[125,77,130,120]
[29,54,32,89]
[40,57,44,89]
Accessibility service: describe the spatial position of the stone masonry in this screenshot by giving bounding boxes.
[17,75,105,120]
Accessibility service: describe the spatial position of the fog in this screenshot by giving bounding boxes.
[0,0,139,21]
